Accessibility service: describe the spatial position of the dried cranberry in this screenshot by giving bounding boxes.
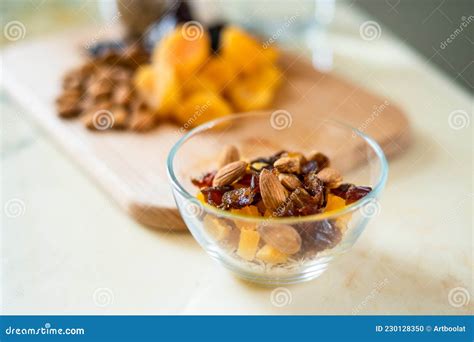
[191,171,216,188]
[221,187,255,209]
[201,186,232,206]
[330,184,372,204]
[237,173,252,187]
[346,185,372,204]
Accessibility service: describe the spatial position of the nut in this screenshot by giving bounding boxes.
[258,223,302,254]
[259,169,288,211]
[278,173,302,191]
[110,105,128,129]
[317,167,343,188]
[129,108,156,132]
[218,145,240,168]
[212,161,248,187]
[274,156,301,174]
[113,84,133,105]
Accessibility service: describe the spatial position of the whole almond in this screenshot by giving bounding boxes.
[218,145,240,167]
[212,161,247,187]
[317,167,343,187]
[278,173,302,191]
[259,169,289,211]
[258,223,302,254]
[274,157,301,174]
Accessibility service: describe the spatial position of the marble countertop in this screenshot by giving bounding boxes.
[1,2,472,315]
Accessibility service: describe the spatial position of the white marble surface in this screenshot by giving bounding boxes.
[1,3,472,315]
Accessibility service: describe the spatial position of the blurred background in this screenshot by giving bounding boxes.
[1,0,472,91]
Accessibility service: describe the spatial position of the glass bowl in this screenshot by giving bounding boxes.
[167,112,388,285]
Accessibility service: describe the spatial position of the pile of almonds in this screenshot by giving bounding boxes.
[56,44,158,132]
[192,146,373,264]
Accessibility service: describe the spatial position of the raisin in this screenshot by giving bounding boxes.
[346,185,372,204]
[297,220,342,255]
[201,186,232,206]
[330,184,372,204]
[303,171,326,206]
[250,150,286,165]
[330,183,352,199]
[221,187,255,209]
[302,152,329,174]
[191,171,217,188]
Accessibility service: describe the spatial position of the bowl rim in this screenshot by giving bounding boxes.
[167,111,389,224]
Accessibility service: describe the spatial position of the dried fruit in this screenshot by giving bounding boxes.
[221,187,255,209]
[256,245,288,264]
[201,186,232,206]
[330,184,372,204]
[298,220,342,255]
[203,215,232,241]
[278,173,302,191]
[218,145,240,168]
[192,171,216,188]
[303,171,326,205]
[273,156,301,174]
[346,185,372,204]
[325,194,346,212]
[317,167,343,188]
[258,224,302,254]
[259,169,288,212]
[237,229,260,261]
[212,161,248,187]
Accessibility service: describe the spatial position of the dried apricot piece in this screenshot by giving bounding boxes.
[175,91,232,128]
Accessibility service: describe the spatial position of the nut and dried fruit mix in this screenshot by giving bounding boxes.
[56,20,282,132]
[192,146,372,265]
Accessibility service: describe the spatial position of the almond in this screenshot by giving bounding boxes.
[258,223,302,254]
[212,161,247,187]
[218,145,240,167]
[274,156,301,174]
[259,169,288,211]
[278,173,302,191]
[317,167,343,188]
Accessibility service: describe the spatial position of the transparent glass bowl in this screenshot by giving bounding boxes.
[167,112,388,285]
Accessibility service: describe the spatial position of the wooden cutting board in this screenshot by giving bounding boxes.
[1,28,411,231]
